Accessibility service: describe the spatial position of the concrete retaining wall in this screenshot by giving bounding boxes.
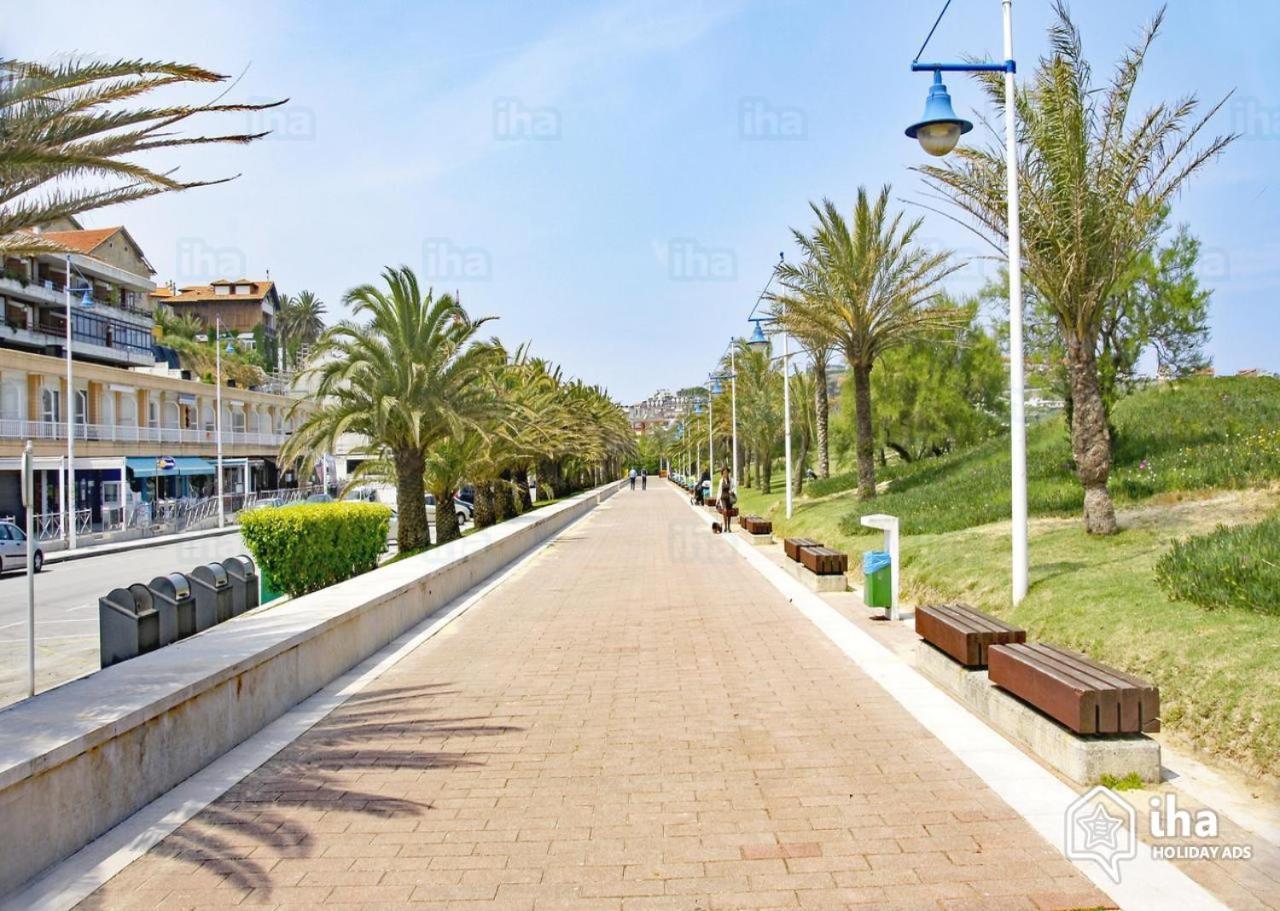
[0,482,618,895]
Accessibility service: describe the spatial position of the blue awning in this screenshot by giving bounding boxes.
[126,456,216,478]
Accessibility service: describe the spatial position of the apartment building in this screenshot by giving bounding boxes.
[1,217,158,369]
[0,221,307,538]
[0,348,303,533]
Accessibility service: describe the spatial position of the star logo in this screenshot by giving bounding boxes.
[1076,802,1125,852]
[1064,785,1137,884]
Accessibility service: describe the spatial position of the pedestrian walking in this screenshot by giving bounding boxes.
[718,467,735,532]
[629,467,637,490]
[641,468,647,490]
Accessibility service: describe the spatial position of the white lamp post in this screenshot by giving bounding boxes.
[907,0,1027,604]
[215,315,225,529]
[63,254,93,549]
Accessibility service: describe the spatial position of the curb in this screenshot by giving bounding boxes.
[44,525,242,565]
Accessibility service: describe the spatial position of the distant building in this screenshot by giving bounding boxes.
[151,278,282,349]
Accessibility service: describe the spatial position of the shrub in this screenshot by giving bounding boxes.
[1155,513,1280,615]
[239,501,391,597]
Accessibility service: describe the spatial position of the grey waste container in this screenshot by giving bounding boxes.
[99,584,160,667]
[222,555,259,616]
[148,573,195,644]
[189,562,233,630]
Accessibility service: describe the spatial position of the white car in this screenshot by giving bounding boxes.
[425,494,471,527]
[0,521,43,574]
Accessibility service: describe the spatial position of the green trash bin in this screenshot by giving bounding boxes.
[863,550,892,608]
[259,567,286,605]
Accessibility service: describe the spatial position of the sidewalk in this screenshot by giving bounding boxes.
[76,488,1114,910]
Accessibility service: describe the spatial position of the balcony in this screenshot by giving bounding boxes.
[0,418,288,449]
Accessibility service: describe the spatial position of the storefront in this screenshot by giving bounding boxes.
[125,456,216,503]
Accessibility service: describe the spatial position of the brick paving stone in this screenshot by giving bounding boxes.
[78,490,1115,910]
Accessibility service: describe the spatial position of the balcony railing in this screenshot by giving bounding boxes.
[0,419,288,448]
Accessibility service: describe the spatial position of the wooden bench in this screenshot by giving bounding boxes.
[916,604,1026,668]
[988,643,1160,735]
[799,546,848,576]
[784,537,821,562]
[740,515,772,535]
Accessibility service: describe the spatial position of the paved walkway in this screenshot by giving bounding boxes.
[79,488,1113,910]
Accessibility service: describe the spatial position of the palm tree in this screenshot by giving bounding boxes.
[0,58,283,256]
[283,290,327,365]
[916,3,1234,534]
[773,187,961,499]
[283,267,502,553]
[732,340,782,493]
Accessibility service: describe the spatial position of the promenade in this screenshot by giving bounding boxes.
[78,487,1112,910]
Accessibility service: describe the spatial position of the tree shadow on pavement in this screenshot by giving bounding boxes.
[104,680,523,898]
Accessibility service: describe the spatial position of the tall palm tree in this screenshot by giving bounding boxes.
[283,267,502,553]
[773,187,961,499]
[286,291,326,343]
[0,58,283,255]
[916,3,1234,534]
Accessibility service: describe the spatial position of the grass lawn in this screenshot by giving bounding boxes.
[739,481,1280,775]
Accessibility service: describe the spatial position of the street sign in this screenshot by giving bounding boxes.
[157,456,176,472]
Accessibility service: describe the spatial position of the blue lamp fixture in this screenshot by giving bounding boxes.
[905,69,973,157]
[747,318,770,353]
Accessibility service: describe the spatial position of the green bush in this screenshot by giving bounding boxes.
[239,501,391,598]
[1155,513,1280,615]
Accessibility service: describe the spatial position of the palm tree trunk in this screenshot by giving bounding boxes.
[433,485,462,544]
[473,482,496,528]
[762,456,772,494]
[394,448,429,552]
[814,352,830,478]
[1066,338,1118,535]
[793,438,808,496]
[852,363,876,499]
[494,471,517,521]
[515,468,533,511]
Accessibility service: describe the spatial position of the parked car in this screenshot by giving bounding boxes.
[425,494,471,527]
[0,520,43,574]
[249,497,285,511]
[305,492,334,504]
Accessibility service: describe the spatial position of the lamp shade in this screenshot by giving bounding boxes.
[79,288,94,307]
[905,70,973,157]
[747,319,770,352]
[710,380,723,395]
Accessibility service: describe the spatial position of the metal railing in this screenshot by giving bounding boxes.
[32,508,91,541]
[0,419,287,447]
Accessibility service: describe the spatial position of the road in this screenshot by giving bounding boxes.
[0,531,251,710]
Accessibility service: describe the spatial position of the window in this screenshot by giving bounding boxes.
[75,389,87,425]
[0,380,21,420]
[41,387,60,424]
[203,405,214,432]
[148,401,158,429]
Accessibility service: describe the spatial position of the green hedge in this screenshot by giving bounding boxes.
[239,501,391,598]
[1155,513,1280,615]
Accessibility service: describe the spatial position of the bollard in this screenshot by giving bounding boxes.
[189,562,233,630]
[221,555,259,615]
[148,573,195,644]
[99,585,160,667]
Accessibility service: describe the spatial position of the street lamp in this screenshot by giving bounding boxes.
[905,70,973,157]
[907,0,1027,605]
[63,254,95,549]
[215,315,225,529]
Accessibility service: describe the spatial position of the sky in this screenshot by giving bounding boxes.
[5,0,1278,404]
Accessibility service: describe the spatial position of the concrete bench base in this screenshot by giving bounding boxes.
[788,561,848,592]
[736,528,773,546]
[916,641,1161,785]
